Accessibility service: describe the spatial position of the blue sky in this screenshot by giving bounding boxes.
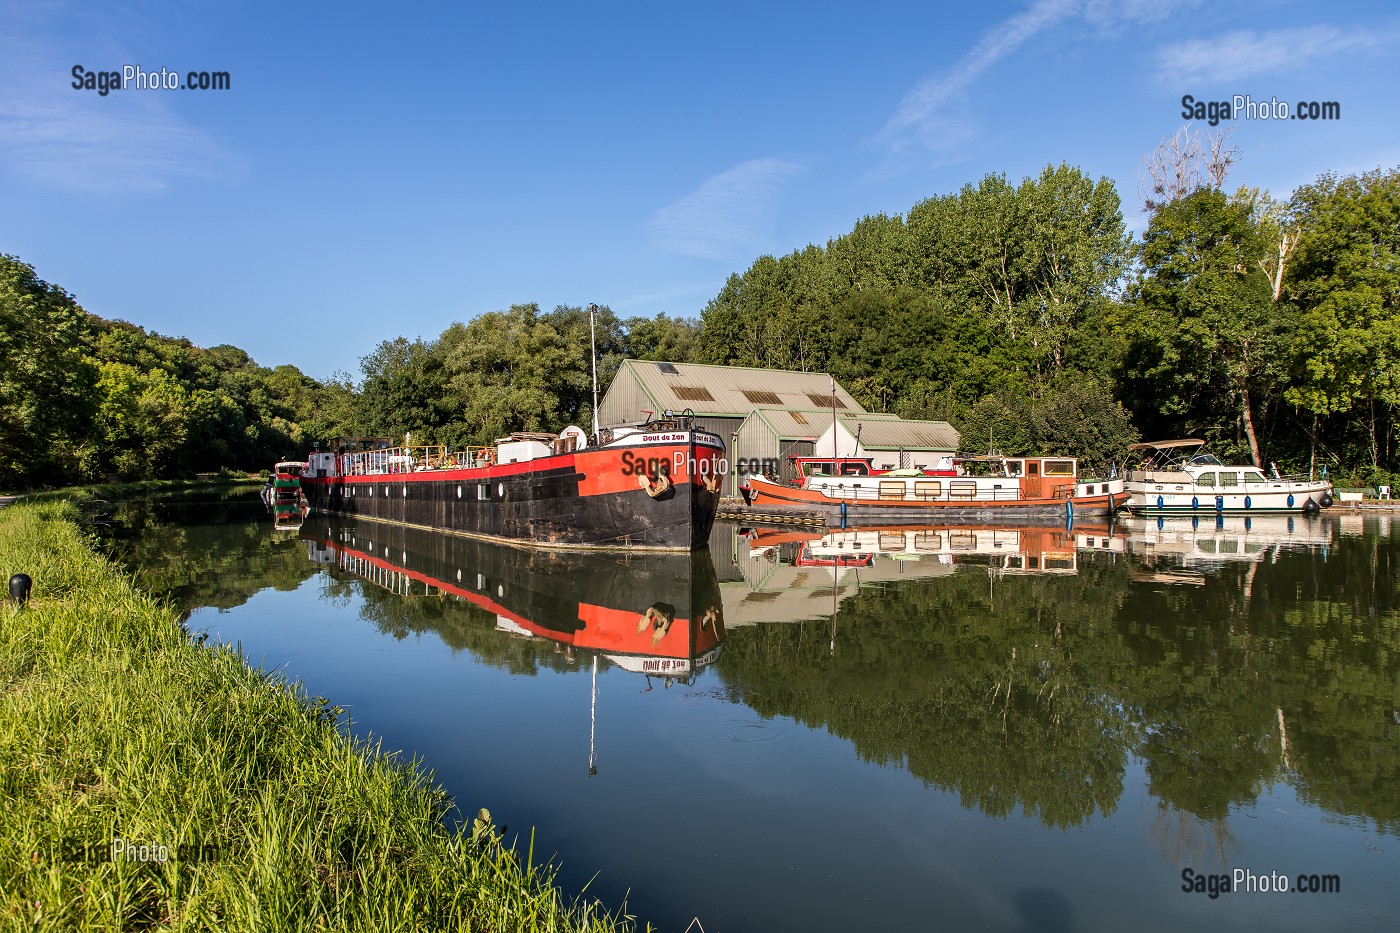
[2,0,1396,380]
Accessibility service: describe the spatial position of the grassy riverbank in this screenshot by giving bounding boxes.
[0,500,641,932]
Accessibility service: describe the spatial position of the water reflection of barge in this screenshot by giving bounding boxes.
[722,521,1116,625]
[300,516,724,680]
[747,521,1114,574]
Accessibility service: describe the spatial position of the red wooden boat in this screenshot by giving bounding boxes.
[746,454,1124,518]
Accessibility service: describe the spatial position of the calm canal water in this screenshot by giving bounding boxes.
[101,491,1399,932]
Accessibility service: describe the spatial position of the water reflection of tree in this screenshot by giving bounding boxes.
[99,491,317,614]
[720,560,1136,828]
[718,533,1400,834]
[1147,801,1236,868]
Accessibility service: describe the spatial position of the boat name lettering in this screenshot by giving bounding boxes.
[641,658,691,673]
[634,431,722,448]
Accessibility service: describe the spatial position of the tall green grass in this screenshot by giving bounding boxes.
[0,500,643,932]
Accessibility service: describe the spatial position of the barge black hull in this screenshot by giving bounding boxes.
[300,447,721,551]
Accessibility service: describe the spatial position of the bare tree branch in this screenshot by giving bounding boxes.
[1138,124,1240,214]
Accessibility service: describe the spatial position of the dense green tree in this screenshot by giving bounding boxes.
[696,163,1131,432]
[1285,168,1400,477]
[1123,188,1285,465]
[0,255,100,487]
[622,313,701,364]
[957,382,1138,470]
[433,304,625,445]
[357,336,451,442]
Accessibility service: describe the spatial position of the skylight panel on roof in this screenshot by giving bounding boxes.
[672,386,715,402]
[808,393,846,409]
[742,390,783,405]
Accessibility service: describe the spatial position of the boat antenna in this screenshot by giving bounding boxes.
[588,303,601,439]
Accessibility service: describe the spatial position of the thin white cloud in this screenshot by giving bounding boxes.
[649,159,805,261]
[1154,25,1389,85]
[879,0,1080,153]
[873,0,1199,169]
[612,282,723,311]
[0,9,242,193]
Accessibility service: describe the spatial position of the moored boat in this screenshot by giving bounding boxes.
[297,414,726,551]
[262,460,305,505]
[1121,439,1333,514]
[745,453,1124,519]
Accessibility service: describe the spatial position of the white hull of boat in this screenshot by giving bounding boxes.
[1122,472,1331,513]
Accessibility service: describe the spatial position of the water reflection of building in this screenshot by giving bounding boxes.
[300,516,725,682]
[710,521,1112,625]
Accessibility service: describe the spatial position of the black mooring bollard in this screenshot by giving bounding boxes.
[9,573,32,607]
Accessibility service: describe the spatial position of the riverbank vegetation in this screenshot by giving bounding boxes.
[3,139,1395,489]
[0,499,641,931]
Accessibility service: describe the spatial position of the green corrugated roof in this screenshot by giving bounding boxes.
[619,360,866,417]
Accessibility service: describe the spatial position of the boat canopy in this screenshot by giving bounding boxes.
[1126,439,1205,451]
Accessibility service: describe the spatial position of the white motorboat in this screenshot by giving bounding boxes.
[1121,439,1333,514]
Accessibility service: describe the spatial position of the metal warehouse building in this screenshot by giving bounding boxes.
[813,417,961,470]
[734,410,959,488]
[599,360,864,445]
[599,360,960,494]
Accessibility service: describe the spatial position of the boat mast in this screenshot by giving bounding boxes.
[831,377,838,459]
[588,303,601,438]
